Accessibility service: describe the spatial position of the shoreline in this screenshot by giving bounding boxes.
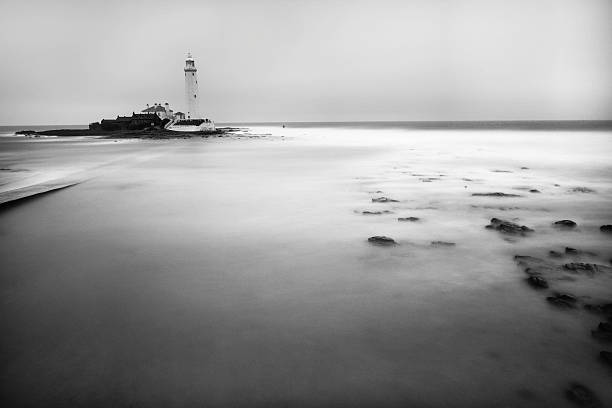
[14,126,247,139]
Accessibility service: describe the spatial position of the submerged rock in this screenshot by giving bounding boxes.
[472,192,522,197]
[430,241,456,247]
[592,322,612,342]
[584,303,612,316]
[565,382,601,408]
[486,218,533,235]
[547,293,578,309]
[553,220,577,228]
[398,217,420,222]
[526,275,549,289]
[367,236,397,246]
[600,351,612,367]
[600,225,612,233]
[565,247,597,257]
[371,197,399,203]
[549,250,564,258]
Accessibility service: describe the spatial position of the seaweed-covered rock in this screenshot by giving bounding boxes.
[430,241,456,247]
[565,382,601,407]
[547,293,577,309]
[570,187,596,193]
[472,192,522,197]
[372,197,399,203]
[526,275,549,289]
[367,236,397,246]
[486,218,533,235]
[600,225,612,233]
[553,220,577,228]
[563,263,611,275]
[398,217,420,222]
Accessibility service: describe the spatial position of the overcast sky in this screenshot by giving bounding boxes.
[0,0,611,125]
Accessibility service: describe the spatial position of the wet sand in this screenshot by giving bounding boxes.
[1,126,611,407]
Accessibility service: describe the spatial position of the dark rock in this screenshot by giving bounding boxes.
[565,382,601,407]
[549,250,564,258]
[600,225,612,233]
[486,218,533,235]
[526,275,549,289]
[553,220,577,228]
[600,351,612,367]
[367,236,397,245]
[521,167,529,170]
[362,210,392,215]
[398,217,420,222]
[472,192,522,197]
[430,241,456,247]
[529,189,540,193]
[547,293,577,309]
[372,197,399,203]
[570,187,596,193]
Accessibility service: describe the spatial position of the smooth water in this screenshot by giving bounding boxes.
[1,126,611,407]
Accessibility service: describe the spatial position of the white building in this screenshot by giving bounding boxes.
[184,53,199,119]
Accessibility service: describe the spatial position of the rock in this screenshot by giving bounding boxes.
[491,169,513,173]
[600,225,612,233]
[372,197,399,203]
[549,250,564,258]
[529,189,540,193]
[367,236,397,245]
[521,167,529,170]
[486,218,534,235]
[600,351,612,367]
[553,220,577,228]
[570,187,596,193]
[472,192,522,197]
[398,217,420,222]
[362,210,392,215]
[547,293,577,309]
[430,241,456,247]
[526,275,549,289]
[565,382,601,407]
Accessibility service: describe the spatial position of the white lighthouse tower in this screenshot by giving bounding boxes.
[166,53,215,132]
[184,53,199,119]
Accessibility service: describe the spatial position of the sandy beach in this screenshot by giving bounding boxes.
[1,124,611,407]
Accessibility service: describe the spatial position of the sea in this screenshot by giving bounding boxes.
[1,122,611,407]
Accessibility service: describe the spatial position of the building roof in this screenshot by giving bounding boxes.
[141,105,167,113]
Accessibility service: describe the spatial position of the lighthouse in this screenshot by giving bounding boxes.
[165,53,215,132]
[184,53,199,119]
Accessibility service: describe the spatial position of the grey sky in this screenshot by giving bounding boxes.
[0,0,610,125]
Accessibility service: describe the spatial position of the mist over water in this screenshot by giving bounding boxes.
[1,125,611,407]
